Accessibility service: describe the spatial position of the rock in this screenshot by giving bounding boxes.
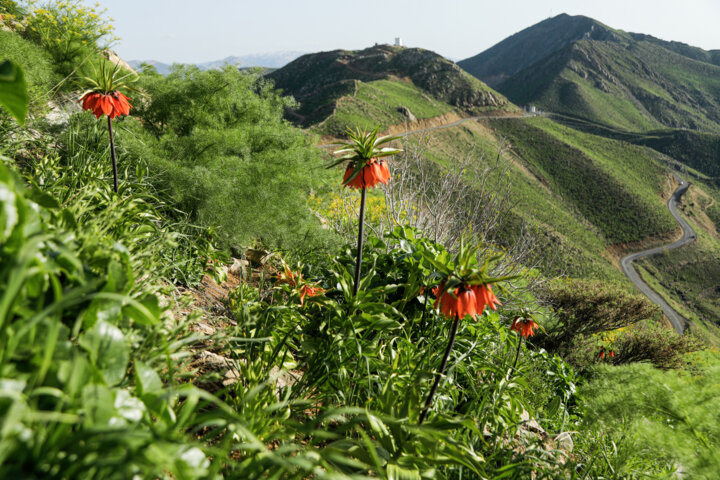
[554,432,574,452]
[222,369,240,386]
[397,106,417,122]
[229,258,249,279]
[191,322,216,336]
[245,248,271,267]
[269,366,301,391]
[197,351,231,369]
[103,49,135,73]
[45,94,82,127]
[520,409,546,435]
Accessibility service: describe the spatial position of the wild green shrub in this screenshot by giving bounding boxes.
[9,114,225,286]
[217,227,599,478]
[23,0,115,77]
[610,321,705,369]
[0,0,24,17]
[538,279,661,358]
[122,65,336,252]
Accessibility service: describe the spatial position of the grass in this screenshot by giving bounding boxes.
[399,118,630,281]
[492,117,676,245]
[581,353,720,478]
[316,78,453,135]
[0,30,58,110]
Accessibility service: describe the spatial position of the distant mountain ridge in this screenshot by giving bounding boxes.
[128,51,305,75]
[459,14,720,133]
[267,44,512,131]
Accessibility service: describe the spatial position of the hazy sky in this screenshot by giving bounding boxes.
[97,0,720,63]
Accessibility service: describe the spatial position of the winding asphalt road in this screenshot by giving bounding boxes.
[619,174,695,334]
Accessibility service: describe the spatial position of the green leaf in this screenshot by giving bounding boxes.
[387,463,421,480]
[27,188,60,209]
[135,361,163,396]
[0,181,19,244]
[0,60,29,125]
[79,320,129,386]
[81,383,115,427]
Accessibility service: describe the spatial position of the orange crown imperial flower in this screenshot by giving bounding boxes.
[330,126,402,188]
[343,158,391,189]
[276,264,324,306]
[298,284,324,306]
[276,264,300,287]
[79,60,137,119]
[510,317,539,338]
[80,90,132,119]
[434,282,501,320]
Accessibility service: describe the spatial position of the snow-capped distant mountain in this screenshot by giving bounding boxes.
[128,51,305,75]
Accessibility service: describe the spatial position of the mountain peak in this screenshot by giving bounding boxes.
[459,15,720,133]
[458,14,621,87]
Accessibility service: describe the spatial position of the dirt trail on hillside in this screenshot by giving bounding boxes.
[317,111,529,147]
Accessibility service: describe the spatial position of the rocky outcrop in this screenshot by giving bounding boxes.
[103,49,135,73]
[397,106,416,122]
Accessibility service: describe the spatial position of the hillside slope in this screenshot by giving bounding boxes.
[459,14,720,133]
[268,45,513,133]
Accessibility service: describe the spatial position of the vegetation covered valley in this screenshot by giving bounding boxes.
[1,1,719,479]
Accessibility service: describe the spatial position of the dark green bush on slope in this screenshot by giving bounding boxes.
[120,65,335,252]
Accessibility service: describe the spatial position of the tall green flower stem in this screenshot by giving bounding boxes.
[107,116,118,193]
[508,337,523,381]
[353,187,367,296]
[419,316,460,425]
[329,127,402,296]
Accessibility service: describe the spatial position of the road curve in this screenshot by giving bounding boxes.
[620,174,695,333]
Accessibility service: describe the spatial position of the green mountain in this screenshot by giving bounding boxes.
[459,14,720,133]
[267,44,513,134]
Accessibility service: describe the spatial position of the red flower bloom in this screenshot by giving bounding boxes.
[472,284,502,312]
[299,284,324,306]
[609,350,615,358]
[598,347,606,360]
[276,265,299,287]
[434,282,499,319]
[434,284,460,318]
[80,91,132,119]
[456,288,478,319]
[343,158,391,189]
[276,264,323,306]
[510,317,539,338]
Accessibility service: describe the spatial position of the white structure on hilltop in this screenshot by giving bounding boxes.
[394,37,402,47]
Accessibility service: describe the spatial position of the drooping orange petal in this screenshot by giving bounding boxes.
[99,95,113,117]
[522,320,538,337]
[377,160,391,184]
[92,101,105,118]
[112,91,131,116]
[343,163,366,189]
[456,288,478,319]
